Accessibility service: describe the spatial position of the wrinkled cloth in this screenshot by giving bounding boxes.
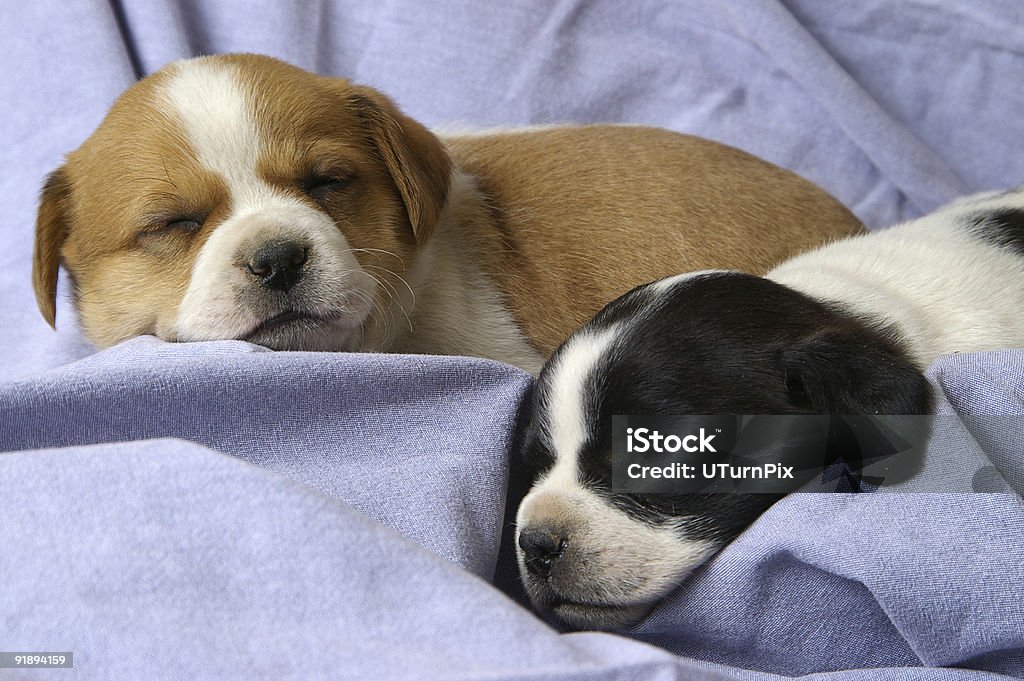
[1,2,1022,679]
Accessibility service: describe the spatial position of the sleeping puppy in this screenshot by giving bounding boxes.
[515,188,1024,629]
[31,53,863,375]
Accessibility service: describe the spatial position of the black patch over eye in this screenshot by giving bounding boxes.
[518,418,557,482]
[301,174,353,203]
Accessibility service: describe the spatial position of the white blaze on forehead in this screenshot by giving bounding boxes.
[542,323,620,487]
[518,317,719,613]
[159,58,262,191]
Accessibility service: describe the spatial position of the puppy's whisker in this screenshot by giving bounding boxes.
[160,156,180,192]
[349,247,407,268]
[365,265,417,311]
[362,267,400,301]
[363,265,417,319]
[125,177,179,190]
[72,288,105,301]
[347,288,380,349]
[345,248,386,265]
[360,265,415,334]
[356,274,395,346]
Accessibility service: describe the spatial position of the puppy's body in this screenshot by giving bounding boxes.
[439,125,860,360]
[33,54,862,373]
[770,191,1024,367]
[516,188,1024,629]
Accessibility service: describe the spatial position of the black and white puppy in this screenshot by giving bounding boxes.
[515,188,1024,630]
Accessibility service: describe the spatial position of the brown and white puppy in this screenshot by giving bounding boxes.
[32,53,863,374]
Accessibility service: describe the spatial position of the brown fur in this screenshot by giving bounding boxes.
[32,53,863,361]
[35,66,220,345]
[443,127,864,354]
[228,55,442,345]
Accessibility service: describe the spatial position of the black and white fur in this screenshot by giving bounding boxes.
[515,188,1024,630]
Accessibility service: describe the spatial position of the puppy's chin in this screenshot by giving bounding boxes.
[530,590,659,630]
[551,601,656,631]
[167,291,378,352]
[241,314,367,352]
[516,547,685,631]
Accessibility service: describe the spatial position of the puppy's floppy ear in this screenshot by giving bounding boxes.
[348,85,452,244]
[33,167,73,328]
[782,328,932,415]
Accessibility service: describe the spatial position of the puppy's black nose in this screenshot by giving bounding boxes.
[247,241,308,293]
[518,528,568,578]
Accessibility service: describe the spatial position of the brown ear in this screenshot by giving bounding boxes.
[348,85,452,244]
[33,167,72,328]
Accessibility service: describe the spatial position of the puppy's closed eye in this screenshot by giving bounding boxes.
[137,216,205,240]
[301,174,354,204]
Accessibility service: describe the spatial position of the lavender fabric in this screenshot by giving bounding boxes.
[1,1,1023,679]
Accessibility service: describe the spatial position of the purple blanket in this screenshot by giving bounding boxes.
[1,2,1022,679]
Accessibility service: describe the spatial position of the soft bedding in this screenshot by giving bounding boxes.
[1,1,1023,679]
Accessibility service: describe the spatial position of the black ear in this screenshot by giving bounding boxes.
[782,329,932,415]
